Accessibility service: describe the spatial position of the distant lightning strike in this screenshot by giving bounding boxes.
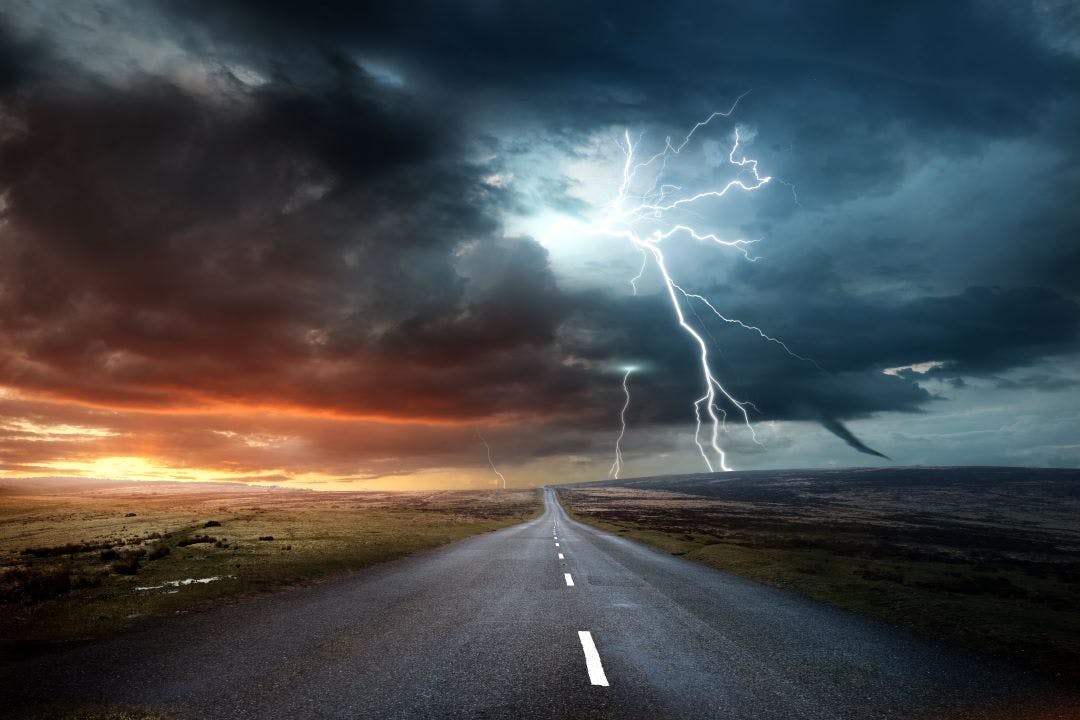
[589,98,804,473]
[608,367,634,480]
[478,434,506,489]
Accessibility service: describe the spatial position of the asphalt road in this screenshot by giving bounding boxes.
[3,488,1076,719]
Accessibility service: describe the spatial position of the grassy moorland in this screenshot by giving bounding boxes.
[558,466,1080,680]
[0,479,540,649]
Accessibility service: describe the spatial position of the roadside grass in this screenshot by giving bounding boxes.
[0,485,540,647]
[558,478,1080,681]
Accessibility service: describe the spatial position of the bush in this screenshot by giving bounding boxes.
[72,570,104,591]
[110,557,141,575]
[203,520,221,528]
[21,542,106,558]
[0,565,102,603]
[258,536,274,541]
[146,545,170,560]
[177,535,215,547]
[100,548,119,562]
[124,512,137,517]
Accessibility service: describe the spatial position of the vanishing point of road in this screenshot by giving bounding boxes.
[3,489,1077,719]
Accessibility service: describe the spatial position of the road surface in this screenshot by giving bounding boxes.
[3,488,1076,719]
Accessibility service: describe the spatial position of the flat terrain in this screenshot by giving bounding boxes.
[0,480,540,647]
[2,488,1076,720]
[557,466,1080,680]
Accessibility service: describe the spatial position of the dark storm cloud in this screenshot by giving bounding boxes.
[0,36,598,424]
[176,1,1073,118]
[0,29,23,91]
[0,21,45,93]
[0,1,1078,471]
[170,0,1080,204]
[569,283,1079,456]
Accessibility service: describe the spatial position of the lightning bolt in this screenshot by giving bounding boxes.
[592,97,805,473]
[608,367,634,480]
[478,433,507,489]
[670,282,824,372]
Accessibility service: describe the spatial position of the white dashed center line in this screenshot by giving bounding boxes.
[564,572,575,587]
[558,553,564,559]
[555,542,560,547]
[577,631,610,686]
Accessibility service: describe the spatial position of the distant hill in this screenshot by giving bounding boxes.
[0,476,302,495]
[565,465,1080,499]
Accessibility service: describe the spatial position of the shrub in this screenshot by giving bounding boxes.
[21,542,106,558]
[0,566,72,603]
[146,545,170,560]
[177,535,215,547]
[258,536,274,541]
[203,520,221,528]
[100,548,119,562]
[73,570,105,589]
[110,557,141,575]
[124,512,137,517]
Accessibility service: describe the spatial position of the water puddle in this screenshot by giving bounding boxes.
[135,575,235,591]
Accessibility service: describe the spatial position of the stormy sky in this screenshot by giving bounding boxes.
[0,1,1078,489]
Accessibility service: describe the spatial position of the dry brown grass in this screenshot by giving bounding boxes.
[0,481,540,647]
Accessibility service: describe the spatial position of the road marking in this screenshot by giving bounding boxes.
[577,631,610,686]
[558,553,564,559]
[564,573,574,587]
[555,542,560,547]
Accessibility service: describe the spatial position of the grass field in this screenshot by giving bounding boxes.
[0,480,540,649]
[557,466,1080,681]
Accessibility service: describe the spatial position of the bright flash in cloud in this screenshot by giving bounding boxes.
[540,98,808,473]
